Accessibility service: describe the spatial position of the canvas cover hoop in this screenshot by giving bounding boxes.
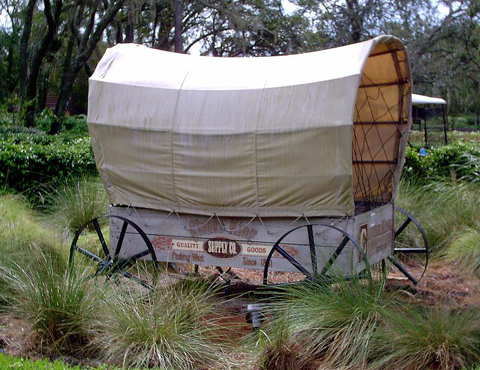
[88,35,412,218]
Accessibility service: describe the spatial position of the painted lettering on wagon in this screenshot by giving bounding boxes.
[203,238,241,258]
[242,244,272,257]
[188,218,258,240]
[171,239,202,252]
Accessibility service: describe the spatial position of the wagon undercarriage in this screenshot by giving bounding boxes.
[69,204,429,290]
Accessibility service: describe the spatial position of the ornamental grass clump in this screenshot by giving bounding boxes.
[0,256,98,355]
[95,279,230,369]
[372,307,480,370]
[257,315,306,370]
[444,227,480,277]
[397,181,480,252]
[261,279,389,369]
[0,195,66,300]
[45,177,108,236]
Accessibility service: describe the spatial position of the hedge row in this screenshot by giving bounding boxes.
[1,127,479,196]
[403,140,480,184]
[0,129,97,194]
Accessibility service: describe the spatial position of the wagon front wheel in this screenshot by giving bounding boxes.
[262,224,371,286]
[69,215,158,289]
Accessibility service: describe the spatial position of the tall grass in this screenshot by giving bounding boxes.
[257,315,304,370]
[0,256,98,355]
[94,279,230,369]
[0,195,66,298]
[373,307,480,370]
[259,279,388,369]
[397,181,480,252]
[444,227,480,277]
[257,278,480,370]
[45,177,108,236]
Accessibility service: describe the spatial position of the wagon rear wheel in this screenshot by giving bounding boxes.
[69,215,158,289]
[263,224,371,286]
[387,207,429,285]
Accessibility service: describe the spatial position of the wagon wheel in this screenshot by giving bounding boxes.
[263,224,371,285]
[387,207,429,285]
[69,215,158,289]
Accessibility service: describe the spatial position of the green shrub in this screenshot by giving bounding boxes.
[373,307,480,370]
[403,141,480,184]
[95,280,229,369]
[0,129,96,195]
[36,110,89,138]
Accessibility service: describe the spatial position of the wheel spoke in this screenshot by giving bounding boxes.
[275,245,313,278]
[320,236,349,276]
[92,219,110,259]
[307,225,318,275]
[73,245,104,263]
[394,247,427,253]
[113,221,128,260]
[388,256,418,284]
[120,249,151,266]
[395,217,412,238]
[118,270,152,289]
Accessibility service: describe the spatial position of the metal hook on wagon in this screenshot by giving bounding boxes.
[154,210,174,226]
[266,214,303,235]
[215,214,257,233]
[128,204,150,227]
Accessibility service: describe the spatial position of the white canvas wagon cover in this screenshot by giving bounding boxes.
[88,35,412,218]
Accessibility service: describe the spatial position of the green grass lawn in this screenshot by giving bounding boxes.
[0,353,104,369]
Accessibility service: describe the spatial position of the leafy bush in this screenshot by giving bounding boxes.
[0,129,96,195]
[403,141,480,184]
[373,307,480,370]
[37,110,89,138]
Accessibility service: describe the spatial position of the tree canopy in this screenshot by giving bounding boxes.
[0,0,478,132]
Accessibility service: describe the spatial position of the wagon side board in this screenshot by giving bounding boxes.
[109,204,394,275]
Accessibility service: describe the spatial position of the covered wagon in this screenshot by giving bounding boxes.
[70,35,428,287]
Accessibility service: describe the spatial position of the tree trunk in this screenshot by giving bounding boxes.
[54,35,75,119]
[37,66,51,112]
[174,0,183,52]
[50,0,126,134]
[346,0,362,43]
[6,43,16,92]
[19,0,36,100]
[24,0,63,127]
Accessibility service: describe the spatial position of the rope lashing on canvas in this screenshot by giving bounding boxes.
[215,214,258,232]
